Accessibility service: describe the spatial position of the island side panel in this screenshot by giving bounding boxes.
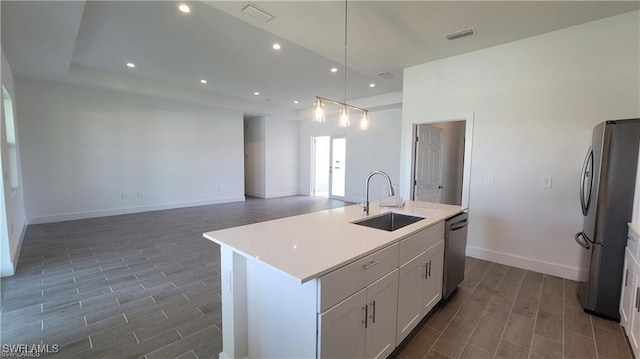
[246,257,318,358]
[220,246,249,359]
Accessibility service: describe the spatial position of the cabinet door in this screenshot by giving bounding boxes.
[319,289,366,359]
[630,261,640,359]
[396,251,427,344]
[365,269,398,359]
[422,241,444,316]
[620,249,636,330]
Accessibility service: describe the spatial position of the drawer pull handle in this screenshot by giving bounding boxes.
[363,261,380,270]
[428,260,432,278]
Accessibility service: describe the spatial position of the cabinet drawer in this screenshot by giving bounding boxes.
[399,222,444,266]
[318,243,399,312]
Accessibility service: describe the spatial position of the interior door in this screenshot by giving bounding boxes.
[414,125,444,202]
[330,137,346,198]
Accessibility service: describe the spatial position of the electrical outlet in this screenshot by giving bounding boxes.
[217,185,222,193]
[480,176,494,185]
[137,192,143,199]
[541,176,552,188]
[10,222,14,235]
[121,193,127,200]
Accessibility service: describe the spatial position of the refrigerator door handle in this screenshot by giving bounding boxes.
[580,147,594,216]
[575,232,591,250]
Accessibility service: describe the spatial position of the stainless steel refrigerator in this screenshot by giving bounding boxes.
[575,118,640,320]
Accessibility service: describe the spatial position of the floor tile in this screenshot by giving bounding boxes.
[564,330,597,359]
[431,320,475,359]
[502,312,535,350]
[3,197,635,359]
[593,326,633,359]
[530,334,562,359]
[467,315,505,354]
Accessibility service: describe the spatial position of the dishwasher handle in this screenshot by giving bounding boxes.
[449,219,468,231]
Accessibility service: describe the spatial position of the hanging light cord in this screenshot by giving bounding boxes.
[343,0,348,104]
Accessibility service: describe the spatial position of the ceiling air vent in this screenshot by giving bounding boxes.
[242,3,274,22]
[444,28,475,41]
[376,71,395,80]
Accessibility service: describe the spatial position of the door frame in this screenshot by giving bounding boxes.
[309,135,347,200]
[410,113,474,208]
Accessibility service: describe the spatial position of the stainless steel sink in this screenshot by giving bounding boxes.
[352,212,425,232]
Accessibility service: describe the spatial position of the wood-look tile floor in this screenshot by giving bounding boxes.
[393,257,633,359]
[0,196,349,358]
[0,196,632,358]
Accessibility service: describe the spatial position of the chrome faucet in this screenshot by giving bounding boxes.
[364,170,395,215]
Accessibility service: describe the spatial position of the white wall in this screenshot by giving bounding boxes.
[1,49,27,276]
[244,118,266,198]
[244,116,299,199]
[299,107,402,203]
[264,117,299,198]
[401,11,640,280]
[15,77,246,223]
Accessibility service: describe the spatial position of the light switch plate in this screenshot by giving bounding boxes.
[541,176,552,188]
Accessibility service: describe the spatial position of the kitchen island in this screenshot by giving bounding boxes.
[203,201,466,359]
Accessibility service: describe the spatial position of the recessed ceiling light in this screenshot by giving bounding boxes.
[330,68,338,73]
[178,4,190,13]
[369,83,376,88]
[200,79,207,84]
[126,62,136,68]
[294,100,299,104]
[273,43,281,50]
[254,92,260,96]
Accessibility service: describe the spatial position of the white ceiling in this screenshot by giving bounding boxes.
[1,1,638,117]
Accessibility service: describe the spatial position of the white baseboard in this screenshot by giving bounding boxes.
[466,245,587,281]
[27,196,246,224]
[264,191,299,199]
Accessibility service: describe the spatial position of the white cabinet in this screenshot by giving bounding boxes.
[396,222,445,344]
[629,260,640,358]
[423,241,445,315]
[365,270,399,359]
[319,288,367,359]
[319,270,399,359]
[621,224,640,358]
[397,240,444,344]
[620,248,636,329]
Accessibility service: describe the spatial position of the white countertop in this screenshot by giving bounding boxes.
[630,222,640,239]
[203,201,466,283]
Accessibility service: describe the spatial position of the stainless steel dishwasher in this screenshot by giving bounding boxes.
[443,212,469,299]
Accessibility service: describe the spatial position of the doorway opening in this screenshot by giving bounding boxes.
[311,136,347,199]
[412,121,467,205]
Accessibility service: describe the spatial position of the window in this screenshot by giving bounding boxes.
[2,86,18,190]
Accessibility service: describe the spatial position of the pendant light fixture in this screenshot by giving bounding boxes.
[312,0,369,130]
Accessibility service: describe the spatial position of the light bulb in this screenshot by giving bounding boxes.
[359,112,369,131]
[313,99,325,123]
[338,106,350,127]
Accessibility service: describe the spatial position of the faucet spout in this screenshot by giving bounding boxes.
[364,170,395,215]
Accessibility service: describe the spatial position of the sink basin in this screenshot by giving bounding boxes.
[352,212,425,232]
